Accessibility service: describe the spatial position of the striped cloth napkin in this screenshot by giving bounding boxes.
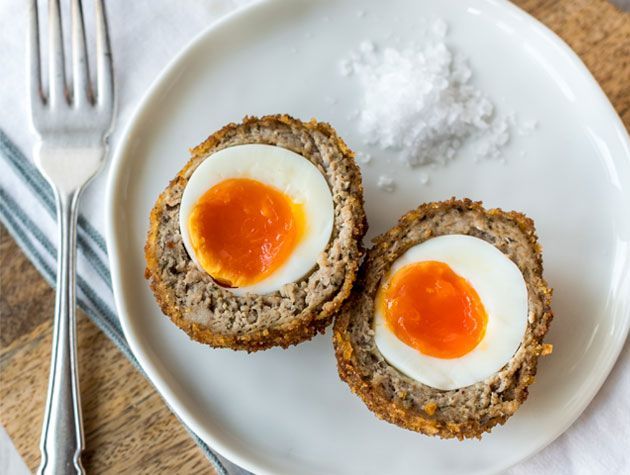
[1,1,628,474]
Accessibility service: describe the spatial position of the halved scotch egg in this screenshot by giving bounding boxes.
[145,115,365,351]
[334,199,553,439]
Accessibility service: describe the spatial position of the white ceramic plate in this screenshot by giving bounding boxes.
[105,0,630,473]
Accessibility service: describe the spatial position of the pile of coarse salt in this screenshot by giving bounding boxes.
[340,20,516,190]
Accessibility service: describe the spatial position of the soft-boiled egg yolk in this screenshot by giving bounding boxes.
[379,261,488,359]
[188,178,305,288]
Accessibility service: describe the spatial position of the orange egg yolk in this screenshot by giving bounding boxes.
[379,261,488,359]
[187,178,305,287]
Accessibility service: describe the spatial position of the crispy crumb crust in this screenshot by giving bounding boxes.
[333,198,553,439]
[145,115,366,351]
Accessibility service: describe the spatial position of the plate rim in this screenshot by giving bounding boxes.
[104,0,630,473]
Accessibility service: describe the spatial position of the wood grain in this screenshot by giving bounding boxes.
[516,0,630,125]
[1,0,628,473]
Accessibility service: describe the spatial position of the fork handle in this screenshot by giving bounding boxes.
[37,189,86,475]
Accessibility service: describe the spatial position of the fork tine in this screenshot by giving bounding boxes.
[95,0,113,110]
[28,0,45,113]
[71,0,92,106]
[48,0,67,107]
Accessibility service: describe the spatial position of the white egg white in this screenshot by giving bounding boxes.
[374,234,528,390]
[179,144,334,296]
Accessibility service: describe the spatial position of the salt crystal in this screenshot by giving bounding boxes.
[341,21,517,170]
[476,142,490,157]
[432,19,448,37]
[359,40,375,54]
[518,119,538,136]
[347,109,360,120]
[377,175,396,192]
[356,152,372,164]
[419,173,430,185]
[338,59,353,77]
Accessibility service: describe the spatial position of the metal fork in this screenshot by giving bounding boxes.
[28,0,114,473]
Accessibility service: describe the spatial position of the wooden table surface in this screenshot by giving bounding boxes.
[1,1,628,473]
